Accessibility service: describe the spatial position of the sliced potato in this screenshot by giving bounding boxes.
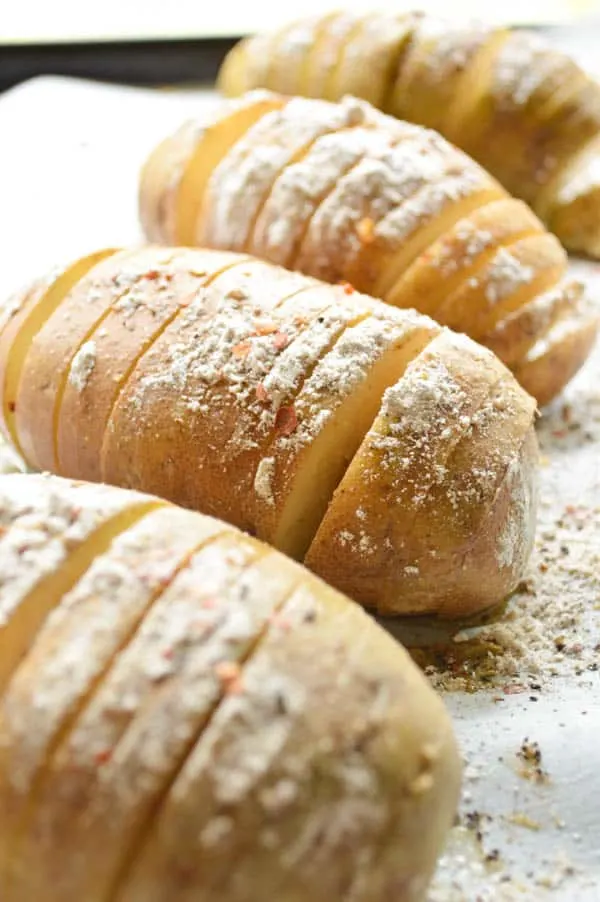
[115,579,460,902]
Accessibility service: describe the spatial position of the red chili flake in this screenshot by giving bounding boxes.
[274,405,298,436]
[339,281,355,295]
[232,341,251,359]
[95,749,112,766]
[254,320,278,335]
[201,597,217,609]
[552,429,568,439]
[503,684,526,695]
[144,269,161,280]
[272,331,290,351]
[255,382,270,404]
[7,401,15,413]
[215,661,244,694]
[356,217,375,245]
[269,612,292,631]
[162,648,174,661]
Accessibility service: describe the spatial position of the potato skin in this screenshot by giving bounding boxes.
[0,472,461,902]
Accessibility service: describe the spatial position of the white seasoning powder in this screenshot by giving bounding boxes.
[68,341,97,393]
[254,457,276,506]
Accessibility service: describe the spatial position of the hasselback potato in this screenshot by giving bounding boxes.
[0,247,538,617]
[0,471,460,902]
[140,92,598,404]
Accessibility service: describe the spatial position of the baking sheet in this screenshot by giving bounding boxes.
[0,74,598,900]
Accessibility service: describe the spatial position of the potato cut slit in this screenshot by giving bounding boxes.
[379,26,417,114]
[375,187,504,298]
[8,525,230,883]
[274,324,438,559]
[385,200,541,315]
[102,550,302,902]
[0,501,160,696]
[177,96,286,245]
[56,256,252,478]
[536,131,600,220]
[326,16,370,98]
[535,69,589,123]
[443,30,512,143]
[295,13,342,96]
[1,249,117,459]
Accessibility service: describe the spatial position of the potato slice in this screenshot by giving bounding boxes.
[138,120,200,243]
[436,232,567,337]
[305,13,364,99]
[0,474,162,696]
[384,197,541,315]
[440,28,511,146]
[513,312,600,408]
[101,274,373,533]
[267,14,340,98]
[262,310,439,558]
[9,537,306,902]
[481,279,586,369]
[56,251,245,481]
[331,13,414,110]
[305,333,536,617]
[216,39,250,96]
[199,95,387,253]
[392,17,494,133]
[218,30,282,97]
[116,579,460,902]
[0,505,225,889]
[542,133,600,255]
[0,249,117,456]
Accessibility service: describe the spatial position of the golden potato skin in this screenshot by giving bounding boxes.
[0,247,537,618]
[0,472,461,902]
[217,11,600,259]
[140,92,597,404]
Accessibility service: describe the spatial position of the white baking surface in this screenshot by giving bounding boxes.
[0,73,598,900]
